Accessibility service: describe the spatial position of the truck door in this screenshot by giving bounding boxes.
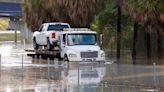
[37,25,47,45]
[41,25,48,45]
[36,25,43,44]
[60,34,67,58]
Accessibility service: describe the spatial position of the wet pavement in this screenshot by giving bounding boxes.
[0,41,164,92]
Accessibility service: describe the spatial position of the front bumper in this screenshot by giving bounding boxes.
[68,57,105,62]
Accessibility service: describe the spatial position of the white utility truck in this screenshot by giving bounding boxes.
[33,23,71,50]
[59,28,105,62]
[32,23,105,62]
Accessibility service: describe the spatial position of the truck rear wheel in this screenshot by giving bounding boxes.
[56,53,62,61]
[33,38,39,50]
[47,39,53,51]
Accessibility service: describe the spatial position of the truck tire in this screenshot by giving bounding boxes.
[47,39,53,51]
[63,55,69,68]
[33,38,39,50]
[57,53,62,61]
[63,55,69,62]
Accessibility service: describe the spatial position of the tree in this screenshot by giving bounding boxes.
[91,0,133,59]
[116,4,122,59]
[24,0,69,30]
[24,0,106,31]
[121,0,164,59]
[91,0,118,49]
[132,22,138,59]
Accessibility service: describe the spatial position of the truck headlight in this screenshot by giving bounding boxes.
[101,53,105,57]
[69,53,77,57]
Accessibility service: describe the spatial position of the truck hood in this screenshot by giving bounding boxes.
[67,45,100,52]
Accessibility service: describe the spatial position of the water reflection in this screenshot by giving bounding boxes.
[0,57,106,92]
[66,62,106,92]
[2,60,164,92]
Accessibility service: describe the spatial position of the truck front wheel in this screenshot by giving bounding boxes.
[33,38,39,50]
[63,55,69,62]
[63,55,69,67]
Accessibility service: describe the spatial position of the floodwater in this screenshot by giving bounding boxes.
[0,41,164,92]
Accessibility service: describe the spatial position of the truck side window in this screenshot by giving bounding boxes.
[39,26,43,32]
[63,34,66,44]
[42,26,46,32]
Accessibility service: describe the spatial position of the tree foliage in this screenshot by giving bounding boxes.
[119,0,164,59]
[121,0,164,30]
[91,0,133,49]
[24,0,106,31]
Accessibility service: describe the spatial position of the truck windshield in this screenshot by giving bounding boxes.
[47,24,69,31]
[67,34,97,46]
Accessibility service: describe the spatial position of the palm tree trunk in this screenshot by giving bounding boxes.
[132,22,138,59]
[157,29,162,59]
[116,5,121,59]
[145,31,151,59]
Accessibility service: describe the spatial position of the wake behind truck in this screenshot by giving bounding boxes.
[32,23,105,62]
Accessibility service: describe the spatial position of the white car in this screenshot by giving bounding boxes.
[33,23,71,50]
[59,28,105,62]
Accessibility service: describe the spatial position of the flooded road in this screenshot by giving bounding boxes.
[0,42,164,92]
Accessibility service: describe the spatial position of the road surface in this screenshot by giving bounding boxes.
[0,41,164,92]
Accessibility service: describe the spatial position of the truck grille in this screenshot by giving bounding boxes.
[81,51,98,58]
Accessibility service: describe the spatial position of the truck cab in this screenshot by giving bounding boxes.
[59,28,105,62]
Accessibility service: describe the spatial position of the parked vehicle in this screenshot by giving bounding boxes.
[33,23,71,50]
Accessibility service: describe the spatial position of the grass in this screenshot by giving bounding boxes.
[0,33,20,41]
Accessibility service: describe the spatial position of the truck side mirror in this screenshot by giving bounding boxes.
[100,34,103,46]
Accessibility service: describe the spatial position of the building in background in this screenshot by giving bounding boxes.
[0,0,32,43]
[0,0,23,3]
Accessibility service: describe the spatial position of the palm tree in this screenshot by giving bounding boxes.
[24,0,46,31]
[24,0,106,30]
[116,4,122,59]
[120,0,164,59]
[132,22,138,59]
[60,0,106,27]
